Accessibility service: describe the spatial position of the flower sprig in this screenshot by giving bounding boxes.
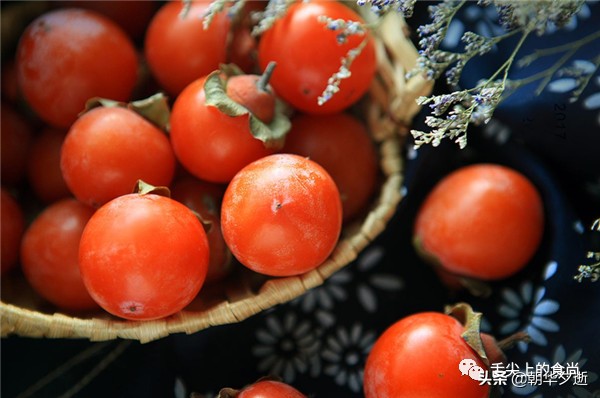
[412,81,504,148]
[408,0,469,81]
[318,37,369,107]
[201,0,247,30]
[358,0,595,149]
[180,0,247,29]
[316,16,370,107]
[201,0,228,29]
[513,29,600,101]
[318,15,367,44]
[357,0,418,18]
[200,0,377,110]
[574,218,600,283]
[250,0,292,36]
[197,0,292,35]
[555,54,600,103]
[411,25,531,149]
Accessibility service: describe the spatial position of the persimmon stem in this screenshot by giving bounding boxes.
[497,331,531,351]
[257,61,277,92]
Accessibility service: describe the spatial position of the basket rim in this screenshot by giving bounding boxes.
[0,134,404,343]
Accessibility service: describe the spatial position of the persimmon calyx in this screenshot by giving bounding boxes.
[203,64,291,150]
[445,302,490,366]
[84,93,171,133]
[133,179,171,197]
[133,180,212,233]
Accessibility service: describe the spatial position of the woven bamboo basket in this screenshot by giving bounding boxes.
[0,11,433,343]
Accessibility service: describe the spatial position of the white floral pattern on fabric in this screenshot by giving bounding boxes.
[442,4,505,50]
[174,377,187,398]
[354,246,404,313]
[543,261,559,281]
[548,60,597,94]
[480,315,493,334]
[438,1,592,51]
[407,143,419,160]
[573,220,586,234]
[497,282,561,353]
[291,270,351,328]
[548,78,580,94]
[322,324,376,393]
[252,312,321,382]
[549,63,600,123]
[543,0,593,34]
[510,344,599,397]
[400,185,408,198]
[483,118,512,145]
[582,76,600,115]
[292,245,403,326]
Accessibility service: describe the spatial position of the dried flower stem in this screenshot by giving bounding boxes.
[511,29,600,100]
[202,0,246,29]
[318,36,369,106]
[518,29,600,66]
[490,29,533,83]
[569,53,600,102]
[180,0,192,19]
[251,0,291,36]
[411,27,534,149]
[384,0,588,149]
[358,0,418,18]
[575,218,600,283]
[316,14,374,107]
[317,15,367,44]
[202,0,227,29]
